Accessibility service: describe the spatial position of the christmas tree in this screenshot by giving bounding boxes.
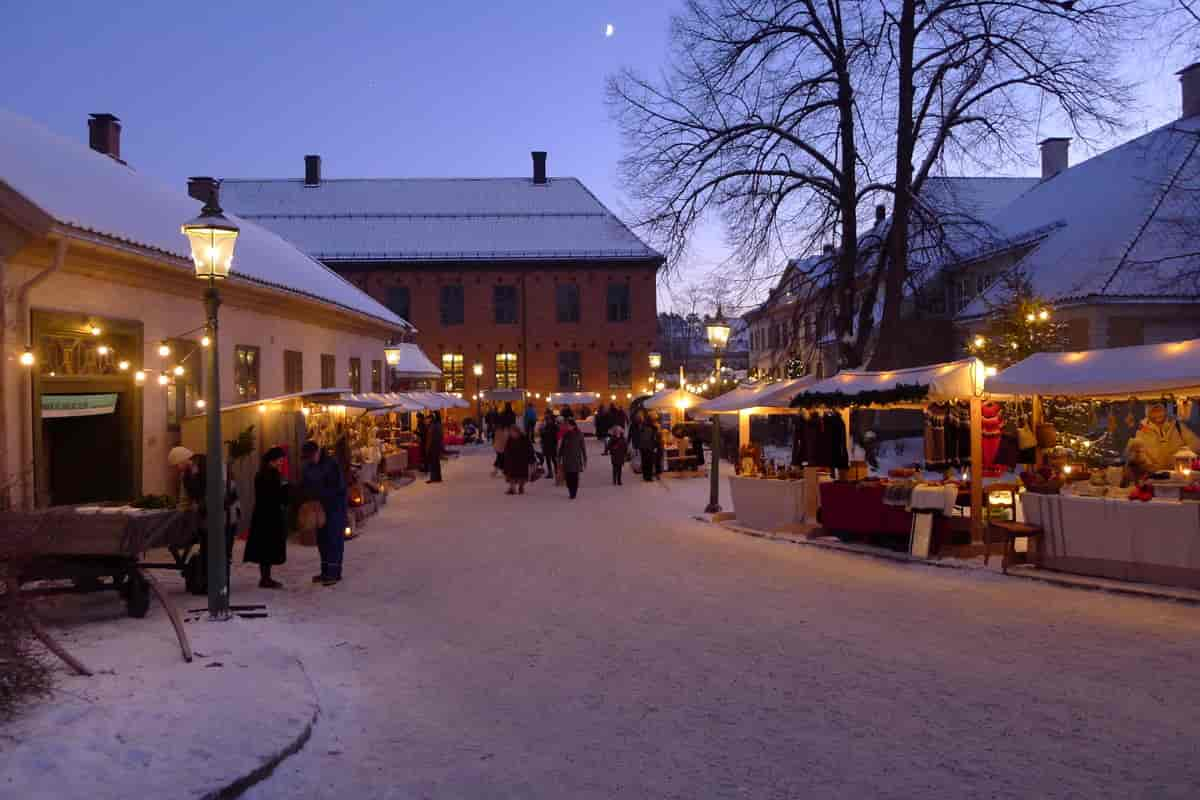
[966,274,1120,467]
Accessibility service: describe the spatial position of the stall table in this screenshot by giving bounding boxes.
[1020,493,1200,589]
[728,476,806,531]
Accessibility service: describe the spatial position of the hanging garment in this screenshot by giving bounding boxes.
[981,401,1003,468]
[826,410,850,471]
[924,403,948,469]
[791,416,807,466]
[806,412,833,467]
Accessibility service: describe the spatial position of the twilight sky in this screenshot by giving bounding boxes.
[0,1,1188,313]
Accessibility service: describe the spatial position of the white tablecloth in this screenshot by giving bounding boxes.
[1020,493,1200,587]
[729,476,806,532]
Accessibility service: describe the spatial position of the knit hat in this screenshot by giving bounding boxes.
[167,446,194,467]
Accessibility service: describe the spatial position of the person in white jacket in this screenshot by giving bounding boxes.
[1128,403,1199,471]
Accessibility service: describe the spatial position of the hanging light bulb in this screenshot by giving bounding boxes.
[258,403,268,413]
[90,325,102,337]
[157,373,169,386]
[19,347,35,367]
[97,344,110,356]
[973,335,986,348]
[134,370,146,383]
[118,359,130,371]
[158,341,171,358]
[1025,312,1036,323]
[1038,309,1050,321]
[201,335,211,347]
[196,398,206,409]
[173,365,185,377]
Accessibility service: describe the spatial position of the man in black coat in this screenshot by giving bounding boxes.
[540,409,560,479]
[426,412,445,483]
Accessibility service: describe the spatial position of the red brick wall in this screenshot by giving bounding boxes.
[337,261,660,401]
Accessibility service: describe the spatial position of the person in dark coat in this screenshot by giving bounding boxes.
[503,426,533,494]
[639,419,659,482]
[301,440,347,586]
[540,410,560,480]
[426,411,444,483]
[414,413,428,472]
[596,404,611,454]
[499,402,517,429]
[244,447,289,589]
[170,446,240,596]
[608,426,628,485]
[484,407,498,442]
[560,419,588,499]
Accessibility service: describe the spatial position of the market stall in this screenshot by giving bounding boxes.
[789,358,991,556]
[989,339,1200,587]
[641,386,707,473]
[696,378,814,531]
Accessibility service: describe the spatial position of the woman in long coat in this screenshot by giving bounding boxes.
[560,419,588,499]
[503,426,534,495]
[244,447,289,589]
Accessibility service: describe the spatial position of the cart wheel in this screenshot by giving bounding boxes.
[126,573,150,618]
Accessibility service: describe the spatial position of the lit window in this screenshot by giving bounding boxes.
[441,353,464,392]
[495,352,519,388]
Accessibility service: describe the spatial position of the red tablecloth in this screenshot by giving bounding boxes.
[405,444,424,469]
[819,482,951,539]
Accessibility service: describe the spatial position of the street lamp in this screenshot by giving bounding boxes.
[473,361,484,425]
[181,190,239,620]
[704,305,731,514]
[648,351,661,396]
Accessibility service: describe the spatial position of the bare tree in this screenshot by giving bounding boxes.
[609,0,884,368]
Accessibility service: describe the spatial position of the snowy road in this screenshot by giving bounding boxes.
[244,444,1200,799]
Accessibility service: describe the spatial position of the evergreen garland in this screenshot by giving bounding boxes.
[791,383,930,409]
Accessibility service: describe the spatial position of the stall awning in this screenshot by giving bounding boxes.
[793,358,985,407]
[42,393,118,418]
[549,392,599,406]
[988,339,1200,399]
[642,387,705,411]
[385,343,442,378]
[405,391,469,410]
[696,378,815,413]
[482,388,526,403]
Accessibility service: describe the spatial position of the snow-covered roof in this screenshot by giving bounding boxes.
[988,339,1200,398]
[219,177,663,263]
[642,387,704,411]
[384,343,441,378]
[0,109,410,332]
[696,378,814,413]
[958,116,1200,317]
[797,358,985,403]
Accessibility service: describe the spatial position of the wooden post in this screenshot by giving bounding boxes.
[1031,394,1044,468]
[738,409,750,453]
[969,396,984,543]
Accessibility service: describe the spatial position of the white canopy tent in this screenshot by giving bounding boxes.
[796,358,986,407]
[548,391,599,407]
[384,343,442,379]
[482,388,526,403]
[694,377,817,461]
[642,387,705,412]
[988,339,1200,399]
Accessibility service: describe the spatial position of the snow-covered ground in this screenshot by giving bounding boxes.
[7,443,1200,799]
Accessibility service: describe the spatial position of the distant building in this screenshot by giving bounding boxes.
[221,153,663,403]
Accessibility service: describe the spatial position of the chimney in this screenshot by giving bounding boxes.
[875,204,887,225]
[187,177,219,207]
[822,244,835,255]
[1179,63,1200,119]
[531,151,547,185]
[1039,137,1071,180]
[304,155,322,186]
[87,113,121,161]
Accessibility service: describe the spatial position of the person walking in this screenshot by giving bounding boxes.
[484,406,498,443]
[608,425,628,486]
[426,411,444,484]
[503,425,534,495]
[244,446,289,589]
[492,422,509,478]
[560,418,588,499]
[523,401,538,435]
[499,402,517,429]
[639,418,659,482]
[540,409,560,480]
[301,440,348,586]
[414,413,428,473]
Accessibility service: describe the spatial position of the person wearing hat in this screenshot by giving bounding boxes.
[301,440,347,586]
[1129,402,1200,472]
[244,447,290,589]
[169,445,241,595]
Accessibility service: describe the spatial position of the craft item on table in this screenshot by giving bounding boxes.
[909,483,959,514]
[924,402,948,469]
[1129,482,1155,503]
[981,401,1003,468]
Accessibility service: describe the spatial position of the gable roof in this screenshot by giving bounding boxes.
[0,109,409,332]
[958,115,1200,317]
[219,176,664,263]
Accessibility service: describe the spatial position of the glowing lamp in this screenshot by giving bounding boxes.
[181,200,239,280]
[705,306,731,352]
[118,360,130,371]
[1175,448,1197,476]
[134,370,146,383]
[19,347,35,367]
[973,335,986,348]
[301,407,311,417]
[157,373,169,386]
[196,399,206,409]
[656,381,665,391]
[173,365,185,376]
[1062,464,1073,475]
[201,335,211,347]
[258,403,268,413]
[384,342,402,366]
[1038,309,1050,321]
[985,365,998,377]
[648,352,662,370]
[158,341,171,358]
[90,325,102,337]
[472,362,483,377]
[1026,313,1036,322]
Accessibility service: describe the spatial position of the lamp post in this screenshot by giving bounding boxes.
[704,306,731,514]
[472,361,484,424]
[648,352,661,398]
[383,341,403,392]
[181,192,239,620]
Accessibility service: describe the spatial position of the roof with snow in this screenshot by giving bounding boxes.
[218,176,663,263]
[0,109,409,332]
[989,338,1200,398]
[958,116,1200,317]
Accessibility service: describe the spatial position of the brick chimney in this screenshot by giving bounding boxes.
[1179,63,1200,119]
[88,113,121,161]
[531,151,547,185]
[304,155,321,186]
[187,177,219,207]
[875,204,887,226]
[1039,137,1071,180]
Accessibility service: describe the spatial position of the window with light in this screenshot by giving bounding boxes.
[495,352,519,388]
[442,353,464,392]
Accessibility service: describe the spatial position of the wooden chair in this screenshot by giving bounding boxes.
[984,483,1043,573]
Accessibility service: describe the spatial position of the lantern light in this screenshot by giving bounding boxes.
[181,199,240,280]
[301,407,311,417]
[90,325,102,337]
[626,392,632,399]
[134,370,146,383]
[158,341,171,358]
[656,382,665,391]
[705,305,731,352]
[157,373,169,386]
[984,366,998,377]
[118,360,130,371]
[1038,309,1050,321]
[384,341,402,366]
[196,399,206,409]
[258,403,268,413]
[173,365,185,377]
[648,352,662,370]
[97,345,109,356]
[472,362,483,377]
[1175,448,1197,476]
[19,347,35,367]
[973,335,986,348]
[1026,313,1036,322]
[1063,464,1073,475]
[201,335,211,348]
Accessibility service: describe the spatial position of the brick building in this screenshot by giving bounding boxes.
[220,153,663,402]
